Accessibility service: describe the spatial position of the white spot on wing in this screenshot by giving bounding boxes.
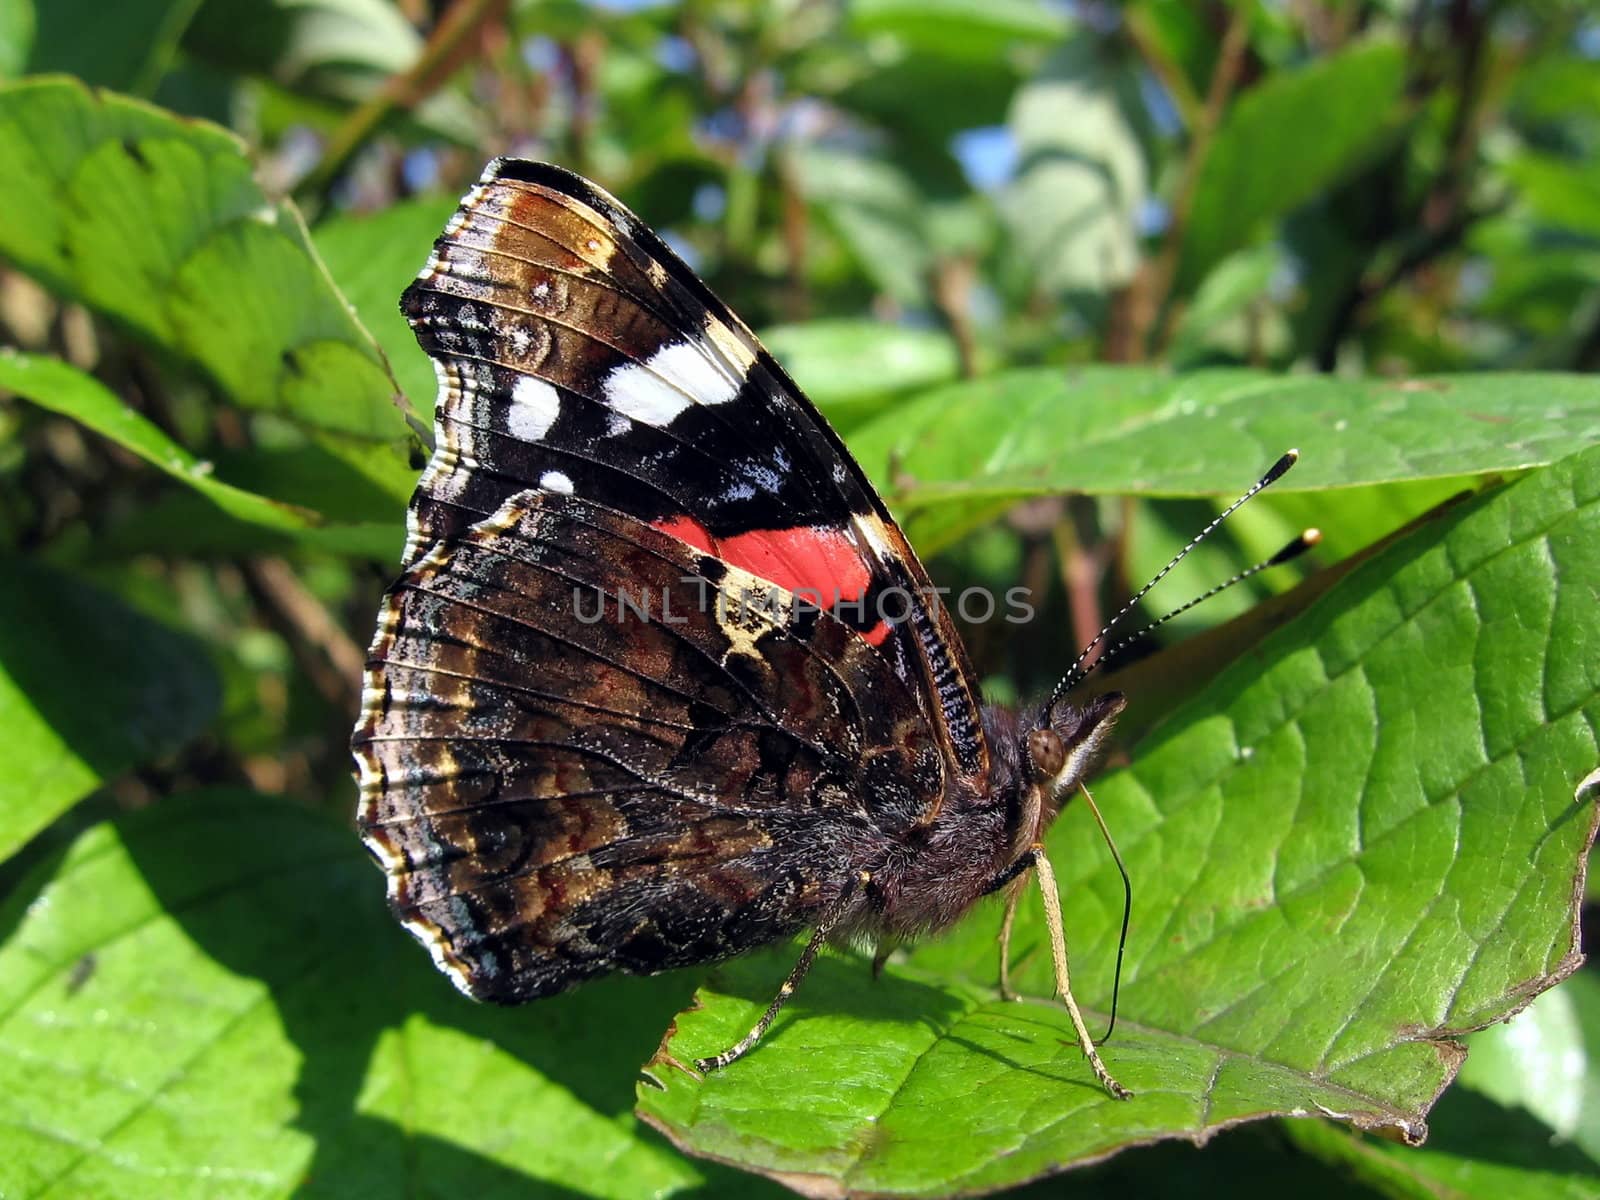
[540,470,574,494]
[605,364,690,426]
[507,376,560,441]
[602,336,740,428]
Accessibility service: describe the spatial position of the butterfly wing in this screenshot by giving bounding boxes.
[354,491,943,999]
[400,158,987,790]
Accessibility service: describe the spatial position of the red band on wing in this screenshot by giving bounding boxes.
[652,515,890,644]
[654,514,719,557]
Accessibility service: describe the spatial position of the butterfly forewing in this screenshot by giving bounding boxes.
[399,158,986,780]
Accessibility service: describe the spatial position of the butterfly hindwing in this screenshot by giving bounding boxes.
[354,490,944,999]
[400,158,987,782]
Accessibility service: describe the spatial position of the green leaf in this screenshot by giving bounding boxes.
[0,77,411,448]
[847,367,1600,518]
[760,319,961,429]
[827,0,1064,155]
[182,0,480,144]
[1261,475,1482,567]
[1291,914,1600,1195]
[638,443,1600,1194]
[0,793,737,1198]
[1509,52,1600,130]
[1281,973,1600,1200]
[1169,243,1288,365]
[0,0,34,79]
[1463,211,1600,362]
[0,561,218,863]
[59,489,403,562]
[1002,34,1147,293]
[1122,0,1207,121]
[1456,969,1600,1160]
[1504,150,1600,241]
[1122,492,1306,642]
[1125,472,1484,654]
[26,0,198,95]
[0,351,407,558]
[793,148,933,307]
[0,350,318,533]
[186,0,422,88]
[312,195,460,423]
[846,0,1068,60]
[1177,40,1407,293]
[1282,1113,1599,1200]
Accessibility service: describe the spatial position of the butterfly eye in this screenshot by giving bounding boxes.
[1027,728,1066,780]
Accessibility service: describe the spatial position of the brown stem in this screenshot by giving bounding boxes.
[1314,0,1502,366]
[1423,0,1493,234]
[566,30,605,177]
[296,0,510,208]
[1121,4,1201,129]
[931,256,980,379]
[1104,5,1251,362]
[776,151,811,322]
[1145,7,1252,356]
[1053,498,1114,669]
[244,558,366,710]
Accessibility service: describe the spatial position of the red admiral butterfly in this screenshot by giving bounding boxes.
[352,159,1307,1100]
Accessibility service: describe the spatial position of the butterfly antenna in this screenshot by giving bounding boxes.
[1076,781,1130,1045]
[1052,531,1318,1049]
[1046,449,1301,715]
[1088,528,1321,677]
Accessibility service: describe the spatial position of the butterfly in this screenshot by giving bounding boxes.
[353,158,1200,1101]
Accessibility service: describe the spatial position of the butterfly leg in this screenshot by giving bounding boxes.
[871,936,899,979]
[996,872,1029,1001]
[1027,846,1132,1100]
[695,870,870,1073]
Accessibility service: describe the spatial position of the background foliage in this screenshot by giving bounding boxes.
[0,1,1597,1197]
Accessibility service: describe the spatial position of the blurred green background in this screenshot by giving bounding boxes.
[0,1,1597,1197]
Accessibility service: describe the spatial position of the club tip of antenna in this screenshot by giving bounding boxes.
[1263,449,1300,486]
[1267,527,1321,566]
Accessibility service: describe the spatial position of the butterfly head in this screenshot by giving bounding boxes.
[1027,690,1126,804]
